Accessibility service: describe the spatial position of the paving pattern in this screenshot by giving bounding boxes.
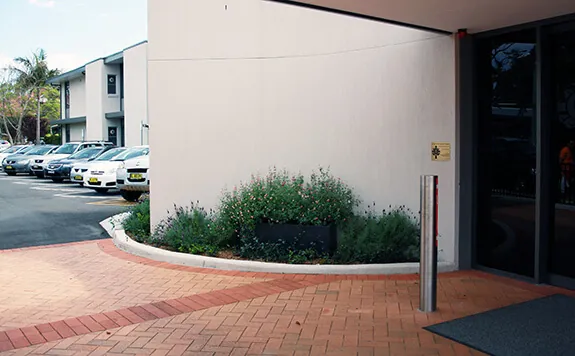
[0,239,573,355]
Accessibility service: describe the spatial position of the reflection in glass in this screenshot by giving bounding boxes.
[477,30,537,277]
[550,29,575,279]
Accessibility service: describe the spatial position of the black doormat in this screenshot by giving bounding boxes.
[424,294,575,356]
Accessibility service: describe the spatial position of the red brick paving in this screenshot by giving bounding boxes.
[0,239,574,355]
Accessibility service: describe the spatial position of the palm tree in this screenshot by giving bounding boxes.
[11,49,60,144]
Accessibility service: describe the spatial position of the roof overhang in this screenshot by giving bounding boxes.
[50,116,86,125]
[105,111,125,119]
[104,51,124,65]
[269,0,575,34]
[47,66,85,85]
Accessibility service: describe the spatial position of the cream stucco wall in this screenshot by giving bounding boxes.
[147,0,458,263]
[124,43,148,147]
[68,122,86,142]
[103,64,122,114]
[85,60,105,141]
[68,77,86,118]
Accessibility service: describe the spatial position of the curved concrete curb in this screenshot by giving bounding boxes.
[112,228,456,275]
[99,212,130,237]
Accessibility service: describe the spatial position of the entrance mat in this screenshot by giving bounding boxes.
[424,294,575,356]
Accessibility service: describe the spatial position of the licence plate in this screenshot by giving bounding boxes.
[129,173,143,179]
[5,166,12,170]
[47,170,54,174]
[74,175,82,180]
[32,165,39,169]
[89,177,99,183]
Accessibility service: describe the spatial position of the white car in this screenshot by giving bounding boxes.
[31,141,114,178]
[0,140,11,150]
[70,147,127,186]
[84,146,149,193]
[116,154,150,201]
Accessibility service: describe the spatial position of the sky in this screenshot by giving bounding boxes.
[0,0,147,73]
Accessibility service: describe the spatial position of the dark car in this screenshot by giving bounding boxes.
[2,145,58,176]
[44,147,113,183]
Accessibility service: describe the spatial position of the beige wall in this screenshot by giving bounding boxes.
[124,43,148,147]
[85,60,105,141]
[148,0,458,264]
[68,122,86,142]
[68,77,86,118]
[103,64,122,114]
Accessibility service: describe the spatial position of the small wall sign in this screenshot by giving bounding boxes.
[431,142,451,161]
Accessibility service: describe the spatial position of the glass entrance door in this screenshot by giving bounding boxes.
[476,30,537,278]
[549,27,575,283]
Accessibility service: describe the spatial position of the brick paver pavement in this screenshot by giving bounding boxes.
[0,240,267,332]
[1,239,574,355]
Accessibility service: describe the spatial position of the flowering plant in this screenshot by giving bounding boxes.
[218,167,359,237]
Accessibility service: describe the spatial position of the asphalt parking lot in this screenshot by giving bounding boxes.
[0,174,133,250]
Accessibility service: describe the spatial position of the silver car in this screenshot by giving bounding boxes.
[2,145,59,176]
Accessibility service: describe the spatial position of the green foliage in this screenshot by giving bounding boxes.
[123,199,151,241]
[121,168,421,265]
[43,133,61,145]
[335,205,420,264]
[150,202,233,257]
[236,230,328,264]
[218,167,359,240]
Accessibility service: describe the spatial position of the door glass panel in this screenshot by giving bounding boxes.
[477,30,537,277]
[550,28,575,279]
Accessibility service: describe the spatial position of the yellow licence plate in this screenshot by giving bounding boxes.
[89,177,99,183]
[5,166,12,170]
[129,173,143,179]
[74,175,82,180]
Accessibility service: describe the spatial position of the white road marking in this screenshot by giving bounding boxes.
[30,187,79,192]
[53,193,110,200]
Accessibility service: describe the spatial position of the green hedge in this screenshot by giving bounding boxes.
[123,167,420,264]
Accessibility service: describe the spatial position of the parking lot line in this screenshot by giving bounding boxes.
[53,193,111,200]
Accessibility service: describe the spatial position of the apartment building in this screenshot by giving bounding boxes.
[147,0,575,290]
[49,41,148,147]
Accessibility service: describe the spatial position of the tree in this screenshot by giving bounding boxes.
[11,49,60,144]
[0,72,35,144]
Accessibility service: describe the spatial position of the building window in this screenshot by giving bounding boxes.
[64,81,70,119]
[107,75,117,95]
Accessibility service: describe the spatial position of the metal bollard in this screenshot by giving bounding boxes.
[419,175,438,312]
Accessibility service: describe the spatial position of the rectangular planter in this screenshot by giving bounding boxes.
[255,223,338,254]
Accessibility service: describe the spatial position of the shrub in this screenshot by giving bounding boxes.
[150,202,233,256]
[334,205,420,264]
[123,199,151,241]
[218,166,359,240]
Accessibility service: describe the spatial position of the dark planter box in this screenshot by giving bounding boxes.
[255,223,338,254]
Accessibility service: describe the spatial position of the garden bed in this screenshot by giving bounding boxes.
[122,167,421,265]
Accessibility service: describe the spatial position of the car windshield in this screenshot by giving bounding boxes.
[68,147,103,159]
[53,143,79,155]
[25,146,54,155]
[112,147,149,161]
[2,146,22,154]
[17,146,35,154]
[94,148,126,161]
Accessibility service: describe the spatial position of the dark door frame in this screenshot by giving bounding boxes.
[458,13,575,290]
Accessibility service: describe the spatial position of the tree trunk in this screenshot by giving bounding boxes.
[36,88,41,144]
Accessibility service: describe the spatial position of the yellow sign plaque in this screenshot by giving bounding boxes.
[431,142,451,161]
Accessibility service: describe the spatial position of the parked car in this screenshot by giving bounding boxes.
[2,145,58,176]
[70,147,128,186]
[116,154,150,201]
[31,141,114,178]
[0,140,11,150]
[44,146,113,183]
[84,146,149,194]
[0,145,35,171]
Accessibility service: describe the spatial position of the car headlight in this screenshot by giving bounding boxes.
[119,162,125,169]
[106,167,117,174]
[17,159,30,165]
